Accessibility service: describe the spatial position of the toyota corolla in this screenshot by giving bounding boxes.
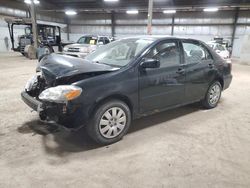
[21,37,232,145]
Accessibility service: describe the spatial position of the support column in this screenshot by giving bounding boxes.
[30,1,38,48]
[67,24,70,41]
[147,0,153,35]
[65,17,70,41]
[171,15,175,36]
[231,7,239,51]
[26,10,29,18]
[111,11,115,37]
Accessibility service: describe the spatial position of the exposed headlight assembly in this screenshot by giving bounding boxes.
[25,75,38,92]
[39,85,82,103]
[25,72,42,92]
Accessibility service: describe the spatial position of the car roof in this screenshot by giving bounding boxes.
[80,35,110,37]
[118,35,203,43]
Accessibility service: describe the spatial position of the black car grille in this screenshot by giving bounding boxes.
[68,48,80,52]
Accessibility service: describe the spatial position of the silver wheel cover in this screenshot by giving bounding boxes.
[209,84,221,105]
[99,107,127,139]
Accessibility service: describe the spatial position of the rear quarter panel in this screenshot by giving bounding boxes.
[211,51,232,90]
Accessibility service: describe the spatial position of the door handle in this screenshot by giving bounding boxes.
[176,68,185,74]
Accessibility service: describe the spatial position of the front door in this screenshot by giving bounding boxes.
[139,39,186,113]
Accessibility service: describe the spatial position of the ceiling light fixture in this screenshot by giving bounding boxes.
[24,0,40,4]
[24,0,31,4]
[126,10,139,14]
[163,10,176,14]
[203,7,219,12]
[33,0,40,4]
[104,0,119,2]
[65,10,77,16]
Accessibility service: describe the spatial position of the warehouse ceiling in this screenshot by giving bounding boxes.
[2,0,250,13]
[44,0,250,8]
[43,0,250,9]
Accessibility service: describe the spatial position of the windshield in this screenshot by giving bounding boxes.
[77,36,97,45]
[85,38,155,67]
[215,44,226,51]
[208,43,226,51]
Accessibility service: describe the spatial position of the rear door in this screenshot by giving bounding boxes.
[181,39,215,102]
[139,39,186,113]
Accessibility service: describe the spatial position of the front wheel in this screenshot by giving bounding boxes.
[86,100,131,145]
[202,81,222,109]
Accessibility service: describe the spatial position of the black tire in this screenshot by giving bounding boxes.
[43,46,52,55]
[202,81,222,109]
[86,100,131,145]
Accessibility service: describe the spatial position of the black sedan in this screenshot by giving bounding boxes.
[21,36,232,145]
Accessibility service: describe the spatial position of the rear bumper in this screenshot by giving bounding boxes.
[223,74,233,90]
[21,91,85,129]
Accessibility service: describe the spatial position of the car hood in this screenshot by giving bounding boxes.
[37,53,119,83]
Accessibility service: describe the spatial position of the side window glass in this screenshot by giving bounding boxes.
[98,37,104,44]
[183,42,212,64]
[146,41,180,68]
[104,38,110,44]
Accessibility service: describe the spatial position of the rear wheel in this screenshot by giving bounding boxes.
[86,100,131,145]
[202,81,222,109]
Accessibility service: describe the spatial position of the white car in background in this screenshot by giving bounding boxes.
[63,35,111,58]
[207,42,231,62]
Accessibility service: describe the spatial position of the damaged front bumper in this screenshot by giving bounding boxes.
[21,91,43,112]
[21,91,84,129]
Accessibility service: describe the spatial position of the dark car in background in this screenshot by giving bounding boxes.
[21,37,232,145]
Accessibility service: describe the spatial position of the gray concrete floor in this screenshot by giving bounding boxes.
[0,52,250,188]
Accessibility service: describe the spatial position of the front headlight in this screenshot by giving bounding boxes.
[39,85,82,103]
[63,46,69,52]
[79,47,89,53]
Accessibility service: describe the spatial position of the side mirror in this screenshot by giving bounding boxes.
[140,58,160,69]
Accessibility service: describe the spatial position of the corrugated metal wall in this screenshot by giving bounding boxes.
[0,6,67,52]
[0,5,249,57]
[68,10,250,57]
[0,16,26,52]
